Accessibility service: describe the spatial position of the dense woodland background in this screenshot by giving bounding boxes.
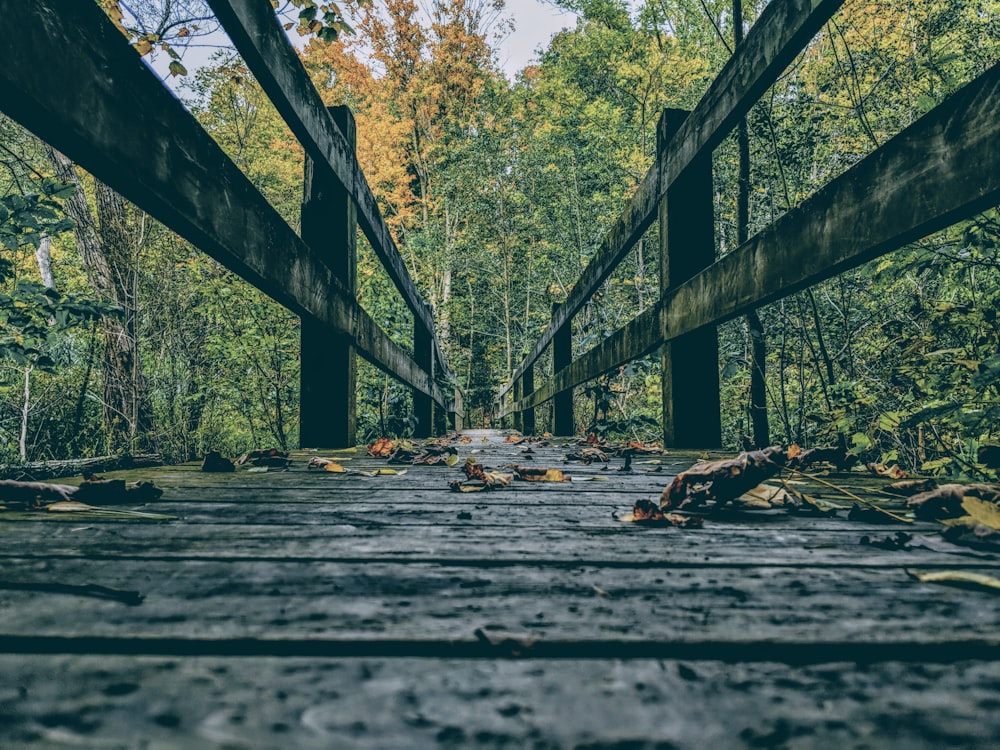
[1,0,999,479]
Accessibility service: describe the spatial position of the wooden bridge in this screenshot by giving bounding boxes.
[2,0,1000,745]
[3,434,1000,747]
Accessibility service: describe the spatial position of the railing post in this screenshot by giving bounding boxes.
[300,105,356,448]
[552,302,574,436]
[413,304,434,438]
[522,363,535,436]
[512,378,523,433]
[449,389,463,432]
[658,109,721,448]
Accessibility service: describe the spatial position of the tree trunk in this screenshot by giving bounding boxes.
[46,146,153,451]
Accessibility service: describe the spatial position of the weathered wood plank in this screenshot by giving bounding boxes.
[661,60,1000,342]
[207,0,452,381]
[4,655,999,749]
[500,0,845,396]
[2,559,998,645]
[1,521,990,568]
[0,0,445,406]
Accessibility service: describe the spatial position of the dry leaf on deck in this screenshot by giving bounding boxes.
[619,498,703,527]
[236,449,290,468]
[74,478,163,505]
[564,447,608,464]
[960,497,1000,531]
[883,478,938,496]
[907,568,1000,593]
[787,445,859,471]
[907,483,1000,520]
[367,437,396,457]
[735,483,795,509]
[202,451,235,473]
[661,446,788,511]
[515,466,571,482]
[867,463,908,479]
[307,456,345,472]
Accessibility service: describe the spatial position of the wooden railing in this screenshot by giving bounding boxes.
[497,0,1000,446]
[0,0,462,448]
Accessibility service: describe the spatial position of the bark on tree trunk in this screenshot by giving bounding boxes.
[46,146,153,451]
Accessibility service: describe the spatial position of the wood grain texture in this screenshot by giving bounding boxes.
[1,432,997,746]
[500,0,846,398]
[0,0,446,407]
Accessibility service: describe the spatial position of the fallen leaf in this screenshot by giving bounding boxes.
[619,499,704,527]
[373,468,407,476]
[867,463,908,479]
[735,483,795,509]
[788,445,859,471]
[961,497,1000,531]
[236,448,290,468]
[907,568,1000,593]
[907,483,1000,520]
[884,478,938,496]
[202,451,235,473]
[661,446,788,511]
[367,437,396,457]
[307,456,345,472]
[515,467,571,482]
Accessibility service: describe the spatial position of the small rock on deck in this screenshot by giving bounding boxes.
[1,430,999,748]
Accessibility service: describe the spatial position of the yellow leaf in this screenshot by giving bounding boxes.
[323,462,346,473]
[961,497,1000,530]
[134,39,153,56]
[445,453,460,467]
[907,569,1000,593]
[374,468,407,476]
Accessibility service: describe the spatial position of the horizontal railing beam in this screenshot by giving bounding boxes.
[500,0,845,399]
[207,0,453,381]
[0,0,446,407]
[661,60,1000,342]
[503,60,1000,413]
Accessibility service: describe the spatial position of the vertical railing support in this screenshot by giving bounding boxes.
[300,105,357,448]
[522,363,535,436]
[449,389,463,432]
[413,303,434,438]
[659,108,721,448]
[552,302,574,436]
[512,379,523,433]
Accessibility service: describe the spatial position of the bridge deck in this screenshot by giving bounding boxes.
[2,430,999,748]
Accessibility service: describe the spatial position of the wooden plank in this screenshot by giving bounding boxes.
[4,655,1000,748]
[206,0,454,383]
[0,0,448,407]
[300,105,357,448]
[2,521,991,567]
[500,0,846,397]
[3,559,999,645]
[661,60,1000,342]
[512,307,660,412]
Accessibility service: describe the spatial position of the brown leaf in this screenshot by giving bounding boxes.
[884,478,938,496]
[661,446,788,511]
[564,447,608,464]
[787,445,859,471]
[619,499,704,527]
[202,451,235,473]
[867,463,908,479]
[74,479,163,506]
[367,437,396,457]
[515,467,570,482]
[236,448,290,467]
[907,483,1000,520]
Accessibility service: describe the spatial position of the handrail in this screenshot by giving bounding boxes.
[0,0,451,411]
[501,60,1000,416]
[205,0,455,388]
[499,0,845,400]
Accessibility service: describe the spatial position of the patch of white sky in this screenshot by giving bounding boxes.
[147,0,579,94]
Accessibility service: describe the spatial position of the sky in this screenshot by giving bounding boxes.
[151,0,578,88]
[494,0,578,77]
